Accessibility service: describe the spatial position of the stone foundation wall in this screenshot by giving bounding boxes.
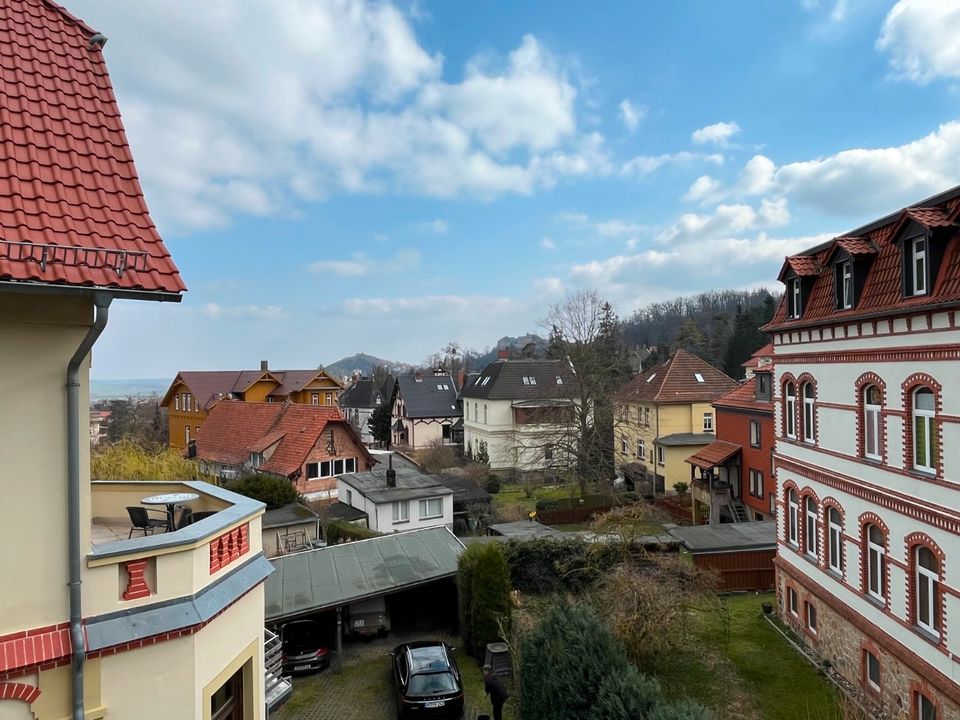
[776,567,960,720]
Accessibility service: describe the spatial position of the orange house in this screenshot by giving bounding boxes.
[162,361,343,449]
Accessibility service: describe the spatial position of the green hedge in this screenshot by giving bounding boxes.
[534,492,635,513]
[457,543,512,659]
[324,521,380,544]
[502,537,621,595]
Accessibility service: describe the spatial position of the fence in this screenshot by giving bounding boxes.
[537,504,614,525]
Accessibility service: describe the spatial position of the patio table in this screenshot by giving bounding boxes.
[141,492,200,531]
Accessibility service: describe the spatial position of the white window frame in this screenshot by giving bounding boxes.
[827,508,843,575]
[644,408,650,426]
[392,500,409,523]
[637,439,645,459]
[320,460,332,478]
[917,693,936,720]
[785,383,796,439]
[787,490,799,547]
[703,412,714,432]
[866,525,886,602]
[913,387,936,473]
[749,469,763,498]
[912,236,927,296]
[802,382,815,443]
[419,497,443,520]
[840,260,853,309]
[750,420,761,448]
[805,602,817,634]
[791,278,802,317]
[620,437,628,454]
[916,546,940,637]
[788,586,798,616]
[483,405,487,425]
[804,496,818,559]
[864,386,881,460]
[865,650,880,691]
[345,457,356,473]
[175,394,180,411]
[656,445,664,466]
[311,393,319,405]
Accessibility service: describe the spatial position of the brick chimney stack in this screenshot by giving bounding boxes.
[497,349,509,360]
[260,360,269,371]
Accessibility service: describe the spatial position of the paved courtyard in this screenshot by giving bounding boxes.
[271,630,514,720]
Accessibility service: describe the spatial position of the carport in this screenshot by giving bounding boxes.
[265,526,466,670]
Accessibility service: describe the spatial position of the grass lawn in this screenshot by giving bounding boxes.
[490,483,579,521]
[658,593,842,720]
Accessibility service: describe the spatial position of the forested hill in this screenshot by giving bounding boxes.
[622,288,780,378]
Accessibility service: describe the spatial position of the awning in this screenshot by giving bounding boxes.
[685,440,741,470]
[264,526,465,621]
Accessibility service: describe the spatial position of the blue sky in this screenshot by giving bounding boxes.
[69,0,960,378]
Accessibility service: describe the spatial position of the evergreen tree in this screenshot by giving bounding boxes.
[675,317,708,357]
[367,403,392,448]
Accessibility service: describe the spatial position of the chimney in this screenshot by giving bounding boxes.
[260,360,269,372]
[414,372,423,383]
[457,370,465,390]
[497,349,509,360]
[386,454,397,488]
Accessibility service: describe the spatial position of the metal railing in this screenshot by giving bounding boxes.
[0,239,149,278]
[264,628,292,713]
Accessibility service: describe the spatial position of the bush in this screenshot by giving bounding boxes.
[673,481,689,495]
[457,543,512,659]
[589,664,661,720]
[486,474,502,494]
[324,520,380,544]
[647,700,714,720]
[518,603,633,720]
[475,440,490,465]
[420,439,456,473]
[502,538,621,595]
[91,439,199,481]
[226,473,299,510]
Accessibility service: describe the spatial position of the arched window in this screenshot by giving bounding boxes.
[787,489,799,546]
[785,382,797,439]
[474,402,478,422]
[915,546,941,637]
[827,507,843,574]
[804,496,818,558]
[802,382,816,443]
[913,387,937,473]
[866,525,886,602]
[863,385,882,460]
[483,404,488,425]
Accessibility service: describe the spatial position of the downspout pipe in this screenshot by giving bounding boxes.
[67,292,112,720]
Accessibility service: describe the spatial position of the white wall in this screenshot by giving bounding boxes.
[337,479,453,532]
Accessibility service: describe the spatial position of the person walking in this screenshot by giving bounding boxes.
[483,664,509,720]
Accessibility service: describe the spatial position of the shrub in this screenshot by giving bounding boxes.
[673,481,689,495]
[589,663,661,720]
[324,521,380,544]
[518,603,630,720]
[457,543,512,659]
[502,538,620,595]
[647,700,714,720]
[475,440,490,465]
[486,474,502,494]
[226,473,299,510]
[420,439,457,473]
[91,439,199,481]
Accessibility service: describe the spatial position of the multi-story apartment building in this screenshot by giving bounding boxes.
[614,349,737,495]
[770,188,960,718]
[0,3,274,718]
[461,357,580,475]
[162,362,343,450]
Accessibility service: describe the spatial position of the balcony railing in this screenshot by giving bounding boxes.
[265,628,293,711]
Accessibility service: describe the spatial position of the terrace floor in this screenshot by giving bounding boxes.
[90,518,171,547]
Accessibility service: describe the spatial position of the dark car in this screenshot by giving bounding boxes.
[280,619,329,674]
[390,641,465,719]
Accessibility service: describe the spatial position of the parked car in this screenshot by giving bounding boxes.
[390,641,464,719]
[280,619,329,674]
[344,596,391,640]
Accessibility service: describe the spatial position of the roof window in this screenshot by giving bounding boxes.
[436,384,449,391]
[522,376,537,385]
[646,374,657,383]
[694,373,705,383]
[482,377,491,386]
[556,376,563,384]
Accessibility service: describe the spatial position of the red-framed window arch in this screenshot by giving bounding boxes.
[855,372,887,463]
[798,486,821,561]
[821,497,845,576]
[796,372,818,445]
[859,512,891,608]
[781,372,798,441]
[905,532,946,645]
[901,373,943,479]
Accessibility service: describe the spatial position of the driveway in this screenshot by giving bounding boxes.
[271,630,514,720]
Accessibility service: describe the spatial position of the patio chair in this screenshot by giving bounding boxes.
[175,506,193,530]
[191,510,218,523]
[126,506,167,538]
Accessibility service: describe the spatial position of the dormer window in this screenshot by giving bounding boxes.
[789,278,802,318]
[911,236,927,296]
[839,260,853,309]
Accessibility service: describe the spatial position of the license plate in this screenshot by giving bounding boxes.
[424,701,445,708]
[293,664,313,671]
[353,619,365,627]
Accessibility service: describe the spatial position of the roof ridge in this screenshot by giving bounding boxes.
[40,0,98,37]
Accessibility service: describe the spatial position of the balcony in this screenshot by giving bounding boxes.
[85,480,267,621]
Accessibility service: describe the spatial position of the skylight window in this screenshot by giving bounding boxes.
[694,373,705,383]
[556,376,563,384]
[482,377,491,386]
[474,376,482,385]
[522,377,529,385]
[646,374,656,383]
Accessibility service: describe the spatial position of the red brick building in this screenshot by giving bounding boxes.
[686,344,774,524]
[193,401,374,498]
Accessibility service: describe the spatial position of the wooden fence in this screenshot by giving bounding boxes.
[691,549,776,592]
[537,504,614,525]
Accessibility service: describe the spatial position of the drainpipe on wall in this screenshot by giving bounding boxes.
[67,292,112,720]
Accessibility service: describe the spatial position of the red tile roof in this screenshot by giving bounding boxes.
[0,0,184,294]
[777,255,821,281]
[767,193,960,330]
[835,237,877,256]
[616,349,738,405]
[712,377,774,414]
[163,369,336,410]
[740,342,774,369]
[195,402,373,478]
[685,439,741,470]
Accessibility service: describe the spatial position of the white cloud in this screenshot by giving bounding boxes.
[657,199,790,246]
[620,151,724,177]
[740,155,777,195]
[309,248,421,276]
[877,0,960,83]
[540,237,557,250]
[618,99,647,131]
[71,2,608,231]
[343,294,517,316]
[418,219,449,234]
[533,277,565,296]
[691,121,741,146]
[199,303,288,320]
[683,175,722,203]
[594,220,644,238]
[774,120,960,216]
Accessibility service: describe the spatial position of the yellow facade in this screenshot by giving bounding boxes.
[0,293,268,720]
[614,399,716,493]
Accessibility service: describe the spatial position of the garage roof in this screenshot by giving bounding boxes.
[264,526,465,621]
[667,522,776,554]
